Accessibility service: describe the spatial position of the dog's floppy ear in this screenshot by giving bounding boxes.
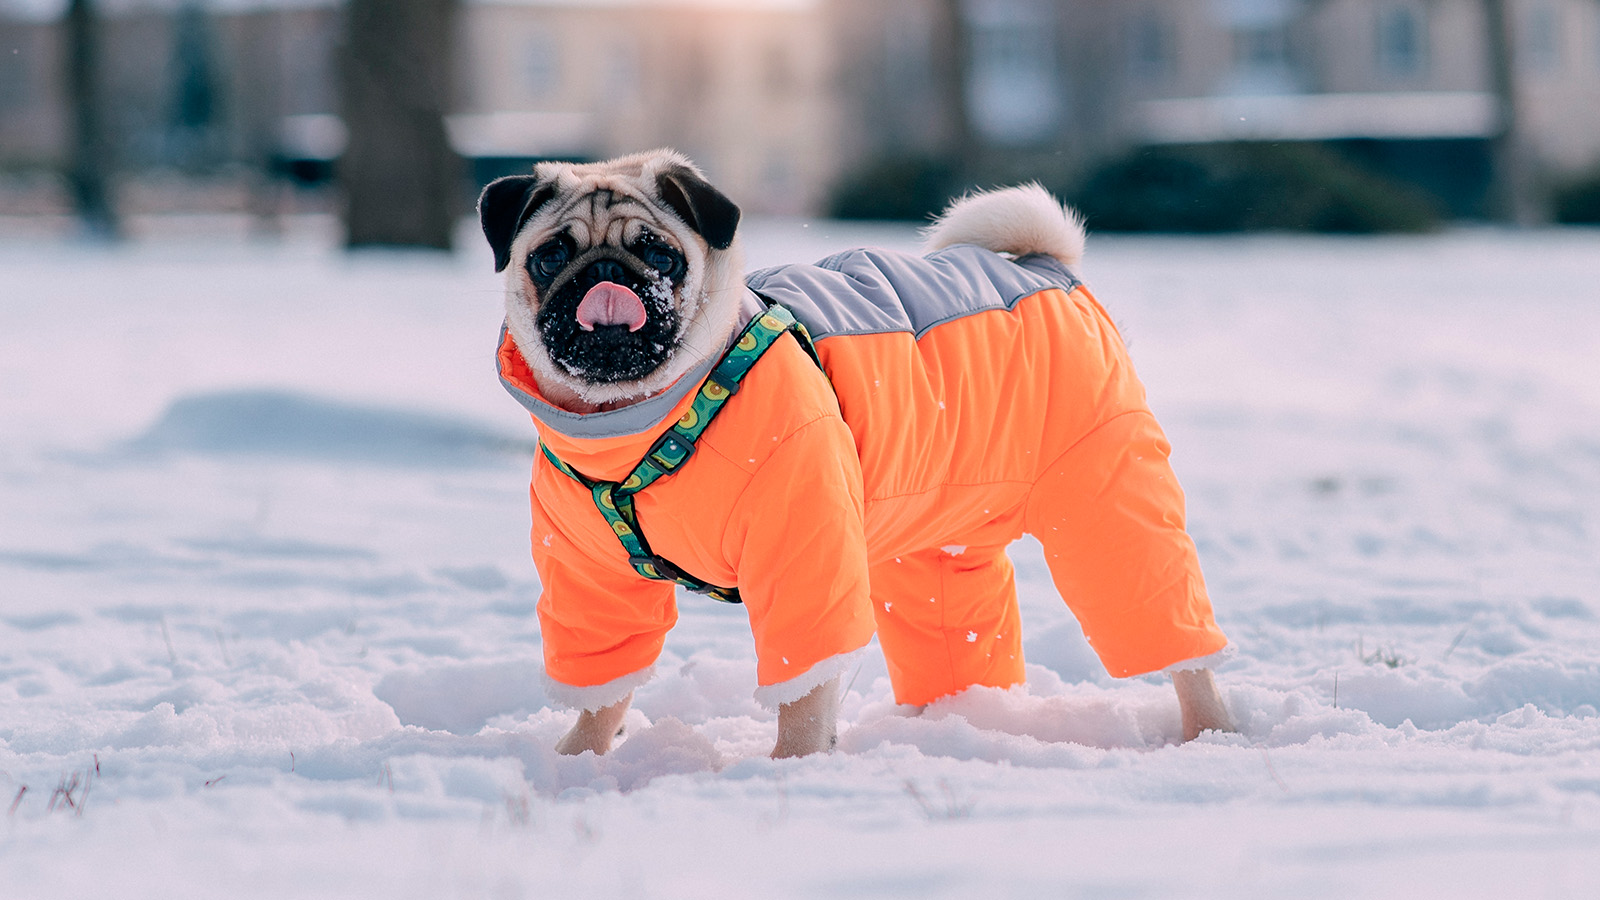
[656,167,741,250]
[479,175,556,272]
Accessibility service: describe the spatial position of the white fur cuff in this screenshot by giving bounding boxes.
[544,665,656,712]
[1161,646,1235,675]
[752,647,867,711]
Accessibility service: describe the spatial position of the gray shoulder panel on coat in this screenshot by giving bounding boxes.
[746,244,1082,342]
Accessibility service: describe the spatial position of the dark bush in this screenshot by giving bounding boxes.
[830,155,961,221]
[1552,167,1600,224]
[1069,142,1443,233]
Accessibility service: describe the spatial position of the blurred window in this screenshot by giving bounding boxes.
[1233,24,1288,70]
[283,30,335,115]
[683,35,711,102]
[1376,5,1427,78]
[0,44,26,113]
[1216,0,1300,94]
[765,42,795,98]
[1126,10,1175,83]
[604,37,639,104]
[884,4,933,95]
[1376,5,1427,77]
[1525,5,1562,73]
[965,1,1062,144]
[524,30,563,96]
[763,150,794,197]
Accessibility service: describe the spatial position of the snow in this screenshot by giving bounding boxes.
[3,218,1600,898]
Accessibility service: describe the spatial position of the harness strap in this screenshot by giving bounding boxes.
[539,301,822,604]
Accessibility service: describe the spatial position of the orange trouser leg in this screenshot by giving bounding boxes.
[1023,410,1229,677]
[868,544,1027,706]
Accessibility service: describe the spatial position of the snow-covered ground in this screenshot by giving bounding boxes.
[2,218,1598,898]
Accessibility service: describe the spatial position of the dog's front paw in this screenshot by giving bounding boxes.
[1172,668,1233,742]
[556,695,632,756]
[770,727,837,759]
[771,677,841,758]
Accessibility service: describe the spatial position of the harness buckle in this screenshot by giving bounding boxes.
[628,554,682,582]
[697,374,741,404]
[645,430,696,473]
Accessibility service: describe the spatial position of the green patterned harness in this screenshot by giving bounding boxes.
[538,301,821,604]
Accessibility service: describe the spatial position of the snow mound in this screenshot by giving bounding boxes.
[375,660,549,734]
[121,389,533,468]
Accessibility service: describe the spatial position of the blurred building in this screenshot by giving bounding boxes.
[2,0,1599,217]
[0,0,838,216]
[456,0,837,214]
[0,0,341,218]
[839,0,1600,215]
[0,1,337,168]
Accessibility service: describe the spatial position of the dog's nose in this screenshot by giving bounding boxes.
[586,259,627,286]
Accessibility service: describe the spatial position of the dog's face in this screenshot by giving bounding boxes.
[479,150,745,408]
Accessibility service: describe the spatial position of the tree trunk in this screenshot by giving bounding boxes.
[338,0,462,250]
[930,0,977,181]
[168,1,222,172]
[65,0,118,239]
[1481,0,1537,224]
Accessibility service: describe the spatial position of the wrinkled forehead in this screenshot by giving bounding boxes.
[522,165,681,249]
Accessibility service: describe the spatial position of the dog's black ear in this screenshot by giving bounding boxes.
[656,167,741,250]
[479,175,556,272]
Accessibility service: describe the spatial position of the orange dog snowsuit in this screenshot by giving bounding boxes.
[498,245,1229,709]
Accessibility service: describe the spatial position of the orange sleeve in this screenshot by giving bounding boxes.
[723,414,877,691]
[528,480,678,693]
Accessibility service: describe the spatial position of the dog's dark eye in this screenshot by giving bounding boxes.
[643,246,676,274]
[635,240,683,279]
[528,238,571,280]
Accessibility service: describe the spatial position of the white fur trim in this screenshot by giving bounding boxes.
[1161,646,1235,675]
[752,648,867,711]
[920,183,1086,267]
[544,665,656,712]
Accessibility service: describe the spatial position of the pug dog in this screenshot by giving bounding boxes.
[480,150,747,414]
[481,149,1233,759]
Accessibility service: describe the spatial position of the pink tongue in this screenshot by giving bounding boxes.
[576,282,648,332]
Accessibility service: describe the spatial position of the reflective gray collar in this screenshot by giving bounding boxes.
[497,326,721,440]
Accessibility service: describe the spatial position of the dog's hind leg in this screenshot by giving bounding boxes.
[1022,410,1230,680]
[868,545,1026,707]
